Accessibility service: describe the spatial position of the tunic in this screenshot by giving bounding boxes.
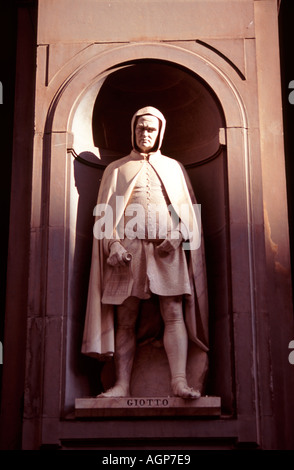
[101,155,191,304]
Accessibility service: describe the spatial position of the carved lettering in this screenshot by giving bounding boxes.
[126,398,169,407]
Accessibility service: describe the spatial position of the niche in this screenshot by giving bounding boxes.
[65,60,234,416]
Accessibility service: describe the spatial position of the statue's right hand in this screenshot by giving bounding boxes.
[107,241,129,267]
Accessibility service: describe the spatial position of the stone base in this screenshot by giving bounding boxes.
[75,396,221,417]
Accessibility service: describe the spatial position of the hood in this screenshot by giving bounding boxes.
[131,106,166,153]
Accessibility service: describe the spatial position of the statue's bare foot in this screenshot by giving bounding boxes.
[172,379,201,399]
[97,384,129,398]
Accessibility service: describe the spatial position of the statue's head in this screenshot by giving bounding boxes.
[131,106,166,153]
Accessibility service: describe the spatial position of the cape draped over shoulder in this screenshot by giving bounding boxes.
[81,107,209,359]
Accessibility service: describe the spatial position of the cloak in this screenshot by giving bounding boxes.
[82,107,209,359]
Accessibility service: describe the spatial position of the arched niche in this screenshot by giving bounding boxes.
[44,43,252,419]
[65,58,234,415]
[92,60,223,164]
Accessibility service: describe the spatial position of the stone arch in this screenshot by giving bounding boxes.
[47,42,247,133]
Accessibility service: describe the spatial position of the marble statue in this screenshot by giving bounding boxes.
[82,106,209,399]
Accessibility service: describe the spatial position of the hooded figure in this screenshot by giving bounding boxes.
[82,106,209,399]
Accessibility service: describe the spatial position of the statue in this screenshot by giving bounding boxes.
[82,106,209,400]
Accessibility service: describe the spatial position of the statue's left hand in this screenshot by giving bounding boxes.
[157,230,183,254]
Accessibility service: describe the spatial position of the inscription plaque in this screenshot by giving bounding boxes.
[75,396,221,417]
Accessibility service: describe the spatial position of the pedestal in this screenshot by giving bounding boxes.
[75,396,221,417]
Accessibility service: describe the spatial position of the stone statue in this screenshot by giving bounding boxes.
[82,106,209,400]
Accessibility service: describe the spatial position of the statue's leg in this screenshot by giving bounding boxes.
[159,295,201,399]
[98,297,140,398]
[98,296,140,398]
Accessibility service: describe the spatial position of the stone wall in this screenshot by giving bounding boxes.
[1,0,294,450]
